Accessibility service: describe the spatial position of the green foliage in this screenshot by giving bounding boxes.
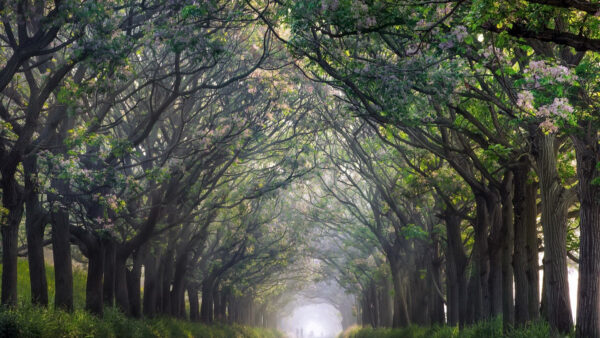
[341,318,552,338]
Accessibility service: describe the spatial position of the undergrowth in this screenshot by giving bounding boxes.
[340,317,567,338]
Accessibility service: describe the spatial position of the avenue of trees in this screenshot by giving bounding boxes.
[2,1,600,338]
[0,0,318,328]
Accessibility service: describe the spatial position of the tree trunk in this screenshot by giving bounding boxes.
[534,131,573,333]
[473,193,491,320]
[51,203,73,311]
[160,250,174,314]
[487,189,504,318]
[200,279,214,323]
[429,254,445,324]
[114,253,130,315]
[142,250,159,318]
[103,240,116,307]
[501,172,515,327]
[370,281,380,327]
[85,240,105,316]
[380,276,393,327]
[525,180,540,321]
[573,133,600,338]
[170,251,189,317]
[1,220,20,306]
[444,211,468,326]
[390,262,410,327]
[361,293,371,327]
[513,162,530,324]
[189,286,200,321]
[24,155,48,306]
[126,251,142,318]
[0,171,23,306]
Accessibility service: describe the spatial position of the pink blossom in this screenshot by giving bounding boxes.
[539,119,559,133]
[536,97,573,119]
[516,91,535,112]
[525,60,574,85]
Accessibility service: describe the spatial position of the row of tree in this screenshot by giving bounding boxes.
[3,1,600,337]
[259,0,600,337]
[0,0,316,328]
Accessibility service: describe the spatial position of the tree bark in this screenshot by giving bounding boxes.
[444,211,468,326]
[501,172,515,327]
[103,240,116,307]
[380,276,393,327]
[513,162,530,324]
[24,155,48,306]
[525,180,540,321]
[390,261,410,327]
[189,286,200,321]
[534,131,573,333]
[160,250,174,314]
[573,132,600,338]
[51,202,73,311]
[200,279,215,323]
[142,249,159,318]
[473,193,491,320]
[487,189,504,318]
[170,250,189,317]
[85,239,105,316]
[126,251,142,318]
[0,171,24,306]
[114,253,130,315]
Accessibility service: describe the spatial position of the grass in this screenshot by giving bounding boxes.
[340,317,559,338]
[0,306,284,338]
[0,259,284,338]
[1,258,87,309]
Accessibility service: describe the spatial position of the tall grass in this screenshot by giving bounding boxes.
[0,306,283,338]
[340,317,556,338]
[0,259,87,308]
[0,259,283,337]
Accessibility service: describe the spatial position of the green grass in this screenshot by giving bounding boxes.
[0,306,284,338]
[1,259,87,309]
[340,317,556,338]
[0,259,283,337]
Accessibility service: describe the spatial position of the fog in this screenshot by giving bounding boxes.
[279,303,343,338]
